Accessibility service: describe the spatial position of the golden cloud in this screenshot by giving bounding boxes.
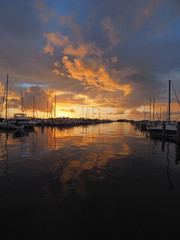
[63,42,103,57]
[61,56,132,95]
[44,32,102,57]
[52,69,60,75]
[43,32,69,55]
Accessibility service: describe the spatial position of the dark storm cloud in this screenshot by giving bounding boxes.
[0,0,55,82]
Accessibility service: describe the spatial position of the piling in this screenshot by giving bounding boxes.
[176,122,180,144]
[162,121,166,140]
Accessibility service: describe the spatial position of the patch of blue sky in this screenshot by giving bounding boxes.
[49,0,89,15]
[16,83,48,88]
[48,0,91,26]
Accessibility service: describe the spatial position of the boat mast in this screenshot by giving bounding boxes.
[5,74,8,120]
[21,92,24,114]
[47,100,48,118]
[168,80,171,122]
[153,98,155,122]
[150,98,151,121]
[33,95,35,119]
[54,94,56,118]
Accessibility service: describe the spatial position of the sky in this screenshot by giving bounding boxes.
[0,0,180,120]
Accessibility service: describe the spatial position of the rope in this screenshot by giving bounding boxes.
[171,81,180,108]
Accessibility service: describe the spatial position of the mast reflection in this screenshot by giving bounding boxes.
[166,143,173,189]
[175,144,180,165]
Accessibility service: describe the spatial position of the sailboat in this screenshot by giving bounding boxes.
[150,80,177,134]
[9,93,36,128]
[0,75,24,130]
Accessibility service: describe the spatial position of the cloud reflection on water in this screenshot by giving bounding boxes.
[0,122,180,198]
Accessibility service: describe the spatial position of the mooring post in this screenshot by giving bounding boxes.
[176,122,180,144]
[162,121,166,140]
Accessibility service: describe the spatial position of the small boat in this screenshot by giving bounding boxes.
[0,120,24,130]
[149,122,177,136]
[9,113,36,128]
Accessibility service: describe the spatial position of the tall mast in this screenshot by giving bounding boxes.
[150,98,151,121]
[21,92,24,114]
[86,107,88,119]
[153,98,155,122]
[168,80,171,122]
[33,95,35,119]
[47,100,49,118]
[5,74,8,120]
[144,106,146,120]
[54,94,56,118]
[51,100,53,118]
[82,106,83,118]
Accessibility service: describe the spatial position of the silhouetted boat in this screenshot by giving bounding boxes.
[9,113,36,128]
[0,120,24,130]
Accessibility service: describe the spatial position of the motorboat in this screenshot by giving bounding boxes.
[9,113,36,128]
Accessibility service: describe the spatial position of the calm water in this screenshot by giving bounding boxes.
[0,122,180,239]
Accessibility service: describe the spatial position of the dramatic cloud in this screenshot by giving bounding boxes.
[0,0,180,119]
[60,56,132,94]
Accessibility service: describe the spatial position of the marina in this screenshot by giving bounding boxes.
[130,79,180,143]
[0,75,112,130]
[1,1,180,239]
[131,120,180,142]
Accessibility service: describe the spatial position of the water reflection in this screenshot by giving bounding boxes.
[175,144,180,164]
[149,138,180,189]
[1,122,180,239]
[0,123,180,195]
[0,132,9,182]
[166,143,173,189]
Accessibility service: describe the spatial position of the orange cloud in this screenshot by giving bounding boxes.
[43,32,69,55]
[52,69,60,75]
[61,56,132,95]
[63,42,103,57]
[60,108,76,113]
[56,92,87,107]
[44,45,54,56]
[0,81,5,97]
[44,32,102,57]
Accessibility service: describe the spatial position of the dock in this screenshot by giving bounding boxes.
[130,120,180,143]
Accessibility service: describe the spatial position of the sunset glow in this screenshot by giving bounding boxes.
[1,2,180,239]
[58,113,67,118]
[0,0,180,120]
